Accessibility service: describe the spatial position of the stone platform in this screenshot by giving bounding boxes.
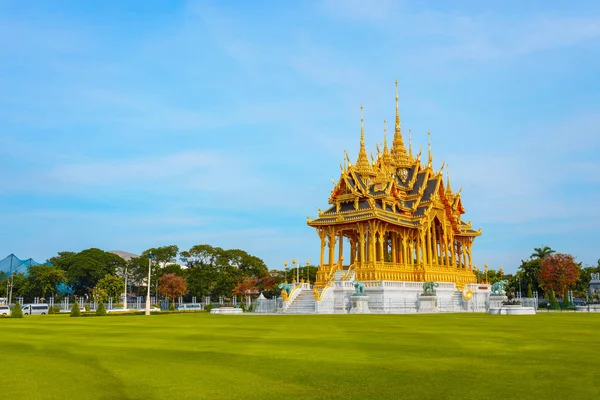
[210,307,243,315]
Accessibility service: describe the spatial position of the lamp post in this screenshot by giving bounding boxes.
[123,267,128,310]
[283,261,288,283]
[306,260,310,284]
[292,259,298,283]
[484,264,489,284]
[145,253,155,316]
[517,276,522,299]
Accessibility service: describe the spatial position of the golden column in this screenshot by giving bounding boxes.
[338,231,344,269]
[358,224,366,264]
[328,231,336,267]
[432,222,439,265]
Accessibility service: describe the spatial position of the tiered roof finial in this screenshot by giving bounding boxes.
[427,131,433,166]
[391,80,412,169]
[409,128,413,157]
[382,119,393,167]
[355,105,374,176]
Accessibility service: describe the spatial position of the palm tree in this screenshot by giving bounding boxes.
[531,246,555,260]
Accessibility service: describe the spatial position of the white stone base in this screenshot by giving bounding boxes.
[576,305,600,312]
[310,280,491,314]
[488,305,536,315]
[488,295,508,310]
[418,295,438,312]
[349,295,370,314]
[210,307,243,315]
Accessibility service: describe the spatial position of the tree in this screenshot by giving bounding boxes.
[70,302,81,317]
[24,265,66,299]
[96,302,107,316]
[92,287,108,303]
[233,278,260,298]
[539,253,580,300]
[517,258,543,296]
[96,274,124,303]
[531,246,555,260]
[157,274,188,310]
[52,248,126,296]
[575,263,600,296]
[11,302,23,318]
[142,245,179,267]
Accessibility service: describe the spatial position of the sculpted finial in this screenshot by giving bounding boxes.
[427,131,432,165]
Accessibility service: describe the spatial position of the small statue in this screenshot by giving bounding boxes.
[422,281,439,295]
[278,283,292,296]
[491,280,508,295]
[353,281,365,296]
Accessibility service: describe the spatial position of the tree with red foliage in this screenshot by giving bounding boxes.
[233,278,260,297]
[157,273,188,310]
[539,253,580,300]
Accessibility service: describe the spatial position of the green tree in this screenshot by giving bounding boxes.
[142,245,179,266]
[11,302,23,318]
[96,274,124,303]
[24,265,66,299]
[531,246,555,260]
[517,258,543,296]
[70,302,81,317]
[52,248,126,296]
[96,302,107,316]
[92,287,108,303]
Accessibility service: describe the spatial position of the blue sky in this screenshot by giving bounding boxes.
[1,0,599,272]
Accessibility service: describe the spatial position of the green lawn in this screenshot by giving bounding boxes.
[1,313,599,399]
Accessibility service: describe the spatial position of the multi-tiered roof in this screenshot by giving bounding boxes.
[307,81,480,238]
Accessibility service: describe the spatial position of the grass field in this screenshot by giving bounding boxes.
[1,313,599,399]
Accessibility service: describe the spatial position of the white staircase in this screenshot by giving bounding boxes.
[284,290,316,314]
[333,270,345,281]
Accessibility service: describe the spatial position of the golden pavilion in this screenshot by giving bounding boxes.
[307,81,481,289]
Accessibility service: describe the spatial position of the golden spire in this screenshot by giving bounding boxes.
[446,167,452,193]
[409,128,413,157]
[355,105,374,176]
[391,80,412,169]
[427,131,433,166]
[382,119,393,167]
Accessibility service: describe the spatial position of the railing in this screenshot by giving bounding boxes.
[280,282,309,312]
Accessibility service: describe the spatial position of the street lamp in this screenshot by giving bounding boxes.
[292,259,298,283]
[517,276,522,298]
[123,267,128,310]
[306,260,310,284]
[283,261,288,283]
[145,253,155,316]
[484,264,489,284]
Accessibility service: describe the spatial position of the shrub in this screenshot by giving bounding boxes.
[11,302,23,318]
[169,303,175,311]
[240,303,247,312]
[52,305,61,314]
[85,304,90,312]
[550,302,560,310]
[70,302,81,317]
[48,306,55,314]
[248,304,253,312]
[96,302,107,316]
[204,303,215,312]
